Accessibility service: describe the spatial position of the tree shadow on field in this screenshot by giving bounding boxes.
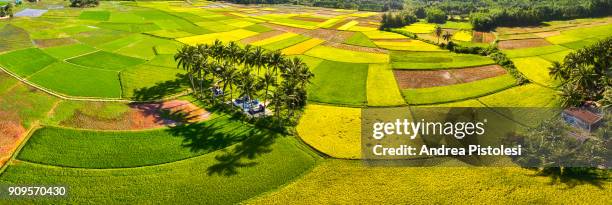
[131,73,190,101]
[165,117,252,153]
[530,167,609,189]
[206,130,278,176]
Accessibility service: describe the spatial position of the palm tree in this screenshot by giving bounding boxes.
[560,84,583,108]
[174,46,197,94]
[267,50,284,75]
[434,25,443,44]
[549,61,567,81]
[220,62,238,104]
[261,71,277,108]
[442,31,452,44]
[241,44,254,72]
[226,41,242,65]
[236,70,258,110]
[252,47,266,75]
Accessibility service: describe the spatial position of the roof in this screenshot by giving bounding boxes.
[563,107,603,125]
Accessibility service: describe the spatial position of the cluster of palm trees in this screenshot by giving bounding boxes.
[434,25,453,44]
[174,40,314,122]
[549,36,611,108]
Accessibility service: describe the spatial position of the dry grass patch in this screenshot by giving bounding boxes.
[498,38,552,50]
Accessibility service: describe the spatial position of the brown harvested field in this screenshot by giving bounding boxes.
[394,70,459,89]
[34,38,78,48]
[0,111,26,167]
[290,16,326,22]
[323,42,387,53]
[329,18,355,29]
[303,29,354,42]
[498,38,551,49]
[472,31,495,43]
[534,31,561,38]
[239,30,285,44]
[449,65,507,83]
[59,100,210,130]
[261,22,309,34]
[394,65,507,89]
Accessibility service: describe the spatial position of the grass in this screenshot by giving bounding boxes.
[28,62,122,98]
[44,100,130,126]
[305,45,389,64]
[345,32,377,48]
[243,24,273,33]
[478,84,559,107]
[391,51,494,69]
[366,64,405,106]
[79,11,111,21]
[252,32,299,46]
[374,40,443,51]
[297,105,361,159]
[398,22,436,34]
[247,160,611,204]
[98,22,161,33]
[114,36,182,60]
[1,136,319,204]
[42,44,97,60]
[441,21,473,30]
[452,30,472,42]
[18,114,276,168]
[0,24,33,53]
[282,38,324,55]
[545,24,612,45]
[0,48,57,77]
[121,64,186,98]
[0,83,57,128]
[337,20,359,30]
[538,49,573,62]
[66,51,146,71]
[503,45,569,58]
[308,60,368,106]
[261,35,310,51]
[177,29,259,45]
[401,74,516,105]
[512,57,558,87]
[362,30,407,39]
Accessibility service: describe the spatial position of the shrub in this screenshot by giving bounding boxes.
[380,11,417,29]
[70,0,99,8]
[425,8,447,24]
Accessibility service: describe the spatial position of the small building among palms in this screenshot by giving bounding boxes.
[562,102,604,132]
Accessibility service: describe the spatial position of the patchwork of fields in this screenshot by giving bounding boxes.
[0,0,609,204]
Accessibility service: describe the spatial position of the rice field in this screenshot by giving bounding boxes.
[0,1,606,204]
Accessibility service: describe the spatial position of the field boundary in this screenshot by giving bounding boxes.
[0,65,190,103]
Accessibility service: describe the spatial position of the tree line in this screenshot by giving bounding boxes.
[211,0,404,11]
[403,0,612,31]
[549,36,611,108]
[174,40,314,126]
[69,0,99,8]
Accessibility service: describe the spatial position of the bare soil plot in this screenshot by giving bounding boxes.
[534,31,561,38]
[290,16,326,22]
[498,38,551,49]
[323,41,387,53]
[449,65,507,83]
[0,111,25,152]
[394,70,459,89]
[33,38,78,48]
[261,22,309,34]
[472,31,495,43]
[59,100,210,130]
[303,29,354,42]
[394,65,507,89]
[329,18,355,29]
[240,30,285,44]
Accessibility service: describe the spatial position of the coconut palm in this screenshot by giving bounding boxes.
[220,62,238,104]
[434,25,443,44]
[226,41,242,65]
[261,71,277,108]
[251,47,266,75]
[267,50,285,75]
[241,44,254,72]
[442,31,452,43]
[560,84,584,108]
[174,46,198,94]
[236,70,258,110]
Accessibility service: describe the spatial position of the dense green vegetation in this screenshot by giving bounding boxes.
[401,74,516,104]
[549,36,611,107]
[2,136,320,204]
[215,0,404,11]
[308,60,368,106]
[18,115,277,168]
[402,0,612,30]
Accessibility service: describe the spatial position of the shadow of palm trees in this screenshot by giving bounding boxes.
[206,130,277,176]
[131,73,190,101]
[532,167,608,189]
